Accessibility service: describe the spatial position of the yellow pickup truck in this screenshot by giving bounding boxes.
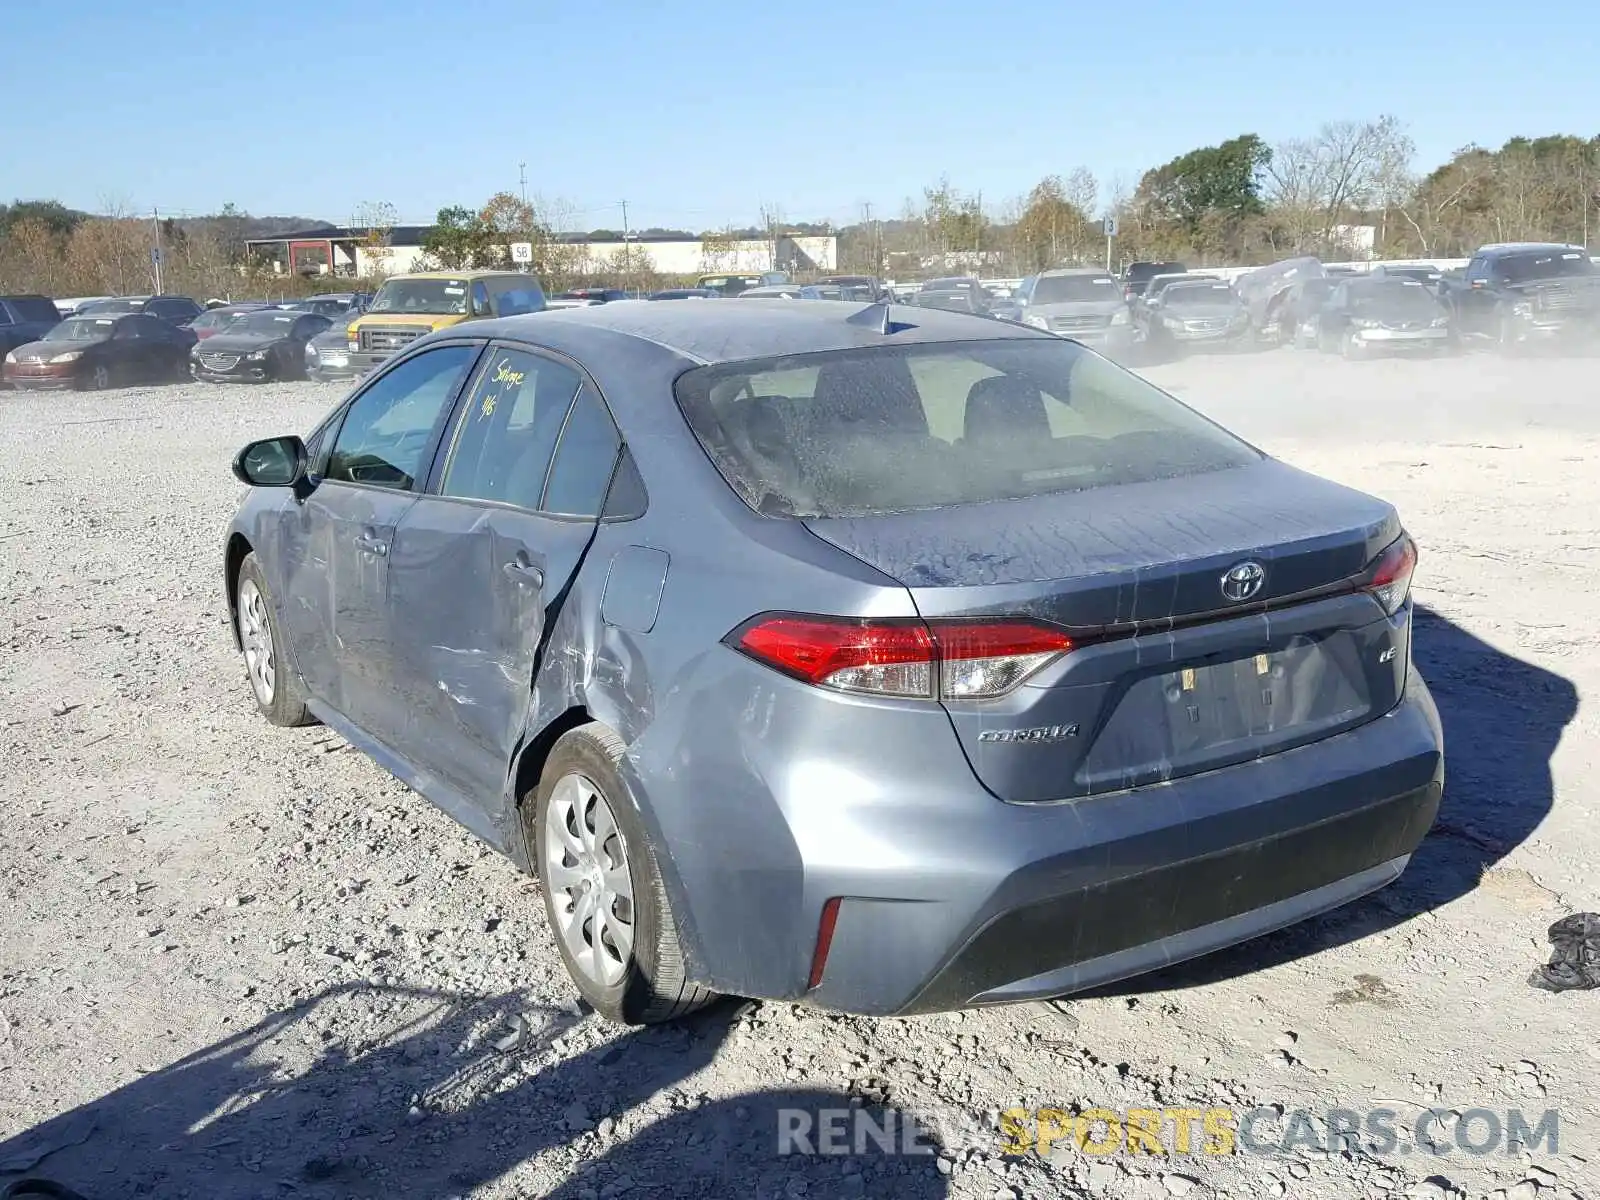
[346,270,546,371]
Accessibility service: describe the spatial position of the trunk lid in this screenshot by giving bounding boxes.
[803,459,1410,802]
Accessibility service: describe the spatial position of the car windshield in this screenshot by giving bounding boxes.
[1497,251,1596,284]
[228,311,302,334]
[1349,282,1441,316]
[45,317,116,340]
[368,279,470,315]
[1165,283,1236,307]
[1031,274,1120,303]
[674,339,1260,518]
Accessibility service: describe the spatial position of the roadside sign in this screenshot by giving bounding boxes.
[1103,216,1118,238]
[510,242,533,264]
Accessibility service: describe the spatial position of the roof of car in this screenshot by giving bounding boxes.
[1477,242,1585,257]
[387,269,527,281]
[472,299,1042,366]
[1037,268,1116,277]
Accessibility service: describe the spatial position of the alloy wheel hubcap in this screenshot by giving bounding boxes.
[544,773,635,987]
[238,579,275,704]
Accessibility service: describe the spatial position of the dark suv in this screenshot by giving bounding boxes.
[1122,261,1188,302]
[0,295,68,358]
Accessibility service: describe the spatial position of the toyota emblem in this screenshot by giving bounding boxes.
[1220,560,1266,603]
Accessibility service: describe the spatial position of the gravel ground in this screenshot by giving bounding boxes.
[1,350,1596,1200]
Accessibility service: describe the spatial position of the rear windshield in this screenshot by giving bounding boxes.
[1348,281,1442,316]
[1031,274,1120,303]
[1165,282,1236,306]
[674,339,1260,518]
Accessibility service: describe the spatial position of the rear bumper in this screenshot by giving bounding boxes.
[635,653,1444,1016]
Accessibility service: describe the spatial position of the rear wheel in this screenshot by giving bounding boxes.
[530,725,717,1025]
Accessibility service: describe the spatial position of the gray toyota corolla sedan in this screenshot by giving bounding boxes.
[222,300,1444,1025]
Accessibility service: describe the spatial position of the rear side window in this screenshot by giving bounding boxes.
[438,347,583,510]
[674,339,1261,519]
[543,385,622,517]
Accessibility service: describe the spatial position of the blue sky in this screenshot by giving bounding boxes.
[3,0,1592,231]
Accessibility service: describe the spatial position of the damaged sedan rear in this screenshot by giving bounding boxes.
[222,300,1443,1025]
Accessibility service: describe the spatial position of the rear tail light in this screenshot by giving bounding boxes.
[728,614,1075,701]
[1365,534,1417,616]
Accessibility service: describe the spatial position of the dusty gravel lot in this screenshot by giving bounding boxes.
[1,348,1597,1200]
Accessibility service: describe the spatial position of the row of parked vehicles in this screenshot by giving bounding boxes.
[1,291,371,389]
[898,241,1600,361]
[9,241,1593,391]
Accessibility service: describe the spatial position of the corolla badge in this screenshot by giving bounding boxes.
[1220,560,1266,603]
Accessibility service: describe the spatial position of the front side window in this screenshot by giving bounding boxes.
[438,347,583,510]
[326,345,478,491]
[674,339,1261,519]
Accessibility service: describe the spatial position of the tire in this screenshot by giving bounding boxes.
[234,552,314,727]
[1495,312,1523,356]
[77,361,112,391]
[529,724,717,1025]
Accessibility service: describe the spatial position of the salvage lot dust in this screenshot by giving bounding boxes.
[1,350,1597,1200]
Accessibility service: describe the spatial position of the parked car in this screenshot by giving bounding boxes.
[346,271,546,373]
[1133,272,1215,338]
[1314,278,1454,358]
[3,312,196,389]
[192,310,333,382]
[555,288,630,305]
[648,288,716,301]
[915,279,993,315]
[696,272,789,297]
[814,275,885,301]
[1278,278,1342,348]
[1232,256,1324,339]
[79,295,204,326]
[53,296,113,318]
[304,320,363,383]
[1121,261,1187,302]
[1141,279,1252,355]
[738,284,825,299]
[1436,242,1600,350]
[1013,269,1133,357]
[0,295,71,360]
[223,302,1440,1025]
[282,293,369,320]
[190,303,273,341]
[1367,264,1444,290]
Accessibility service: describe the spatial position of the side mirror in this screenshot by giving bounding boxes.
[233,435,309,494]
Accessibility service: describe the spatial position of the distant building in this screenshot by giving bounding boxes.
[244,226,838,279]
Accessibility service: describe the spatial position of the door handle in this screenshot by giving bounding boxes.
[355,532,388,557]
[502,559,543,587]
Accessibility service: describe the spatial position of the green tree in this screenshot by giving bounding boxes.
[1136,134,1272,233]
[422,205,493,269]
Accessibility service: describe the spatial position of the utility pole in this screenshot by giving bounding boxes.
[151,207,164,294]
[518,162,528,207]
[619,199,631,293]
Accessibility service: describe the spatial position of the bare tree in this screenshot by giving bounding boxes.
[1265,116,1415,255]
